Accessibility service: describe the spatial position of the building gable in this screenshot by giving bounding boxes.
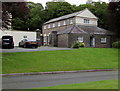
[77,8,98,19]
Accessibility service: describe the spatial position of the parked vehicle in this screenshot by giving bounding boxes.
[19,39,38,48]
[1,36,14,49]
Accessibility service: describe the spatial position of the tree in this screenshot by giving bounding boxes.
[45,2,74,21]
[26,2,45,31]
[94,2,108,28]
[2,2,29,19]
[107,2,120,36]
[2,2,29,30]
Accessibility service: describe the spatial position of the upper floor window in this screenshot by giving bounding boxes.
[84,19,90,24]
[58,22,61,27]
[101,37,107,43]
[63,20,66,25]
[70,19,73,24]
[44,26,46,29]
[53,23,55,28]
[48,24,50,28]
[23,36,27,39]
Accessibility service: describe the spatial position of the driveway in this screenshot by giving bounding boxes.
[2,71,118,89]
[0,46,72,53]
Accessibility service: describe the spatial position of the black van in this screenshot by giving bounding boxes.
[1,36,14,49]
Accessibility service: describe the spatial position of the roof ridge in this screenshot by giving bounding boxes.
[76,25,87,33]
[44,9,87,24]
[69,25,76,33]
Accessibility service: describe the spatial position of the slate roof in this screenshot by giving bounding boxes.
[44,8,97,24]
[57,25,114,35]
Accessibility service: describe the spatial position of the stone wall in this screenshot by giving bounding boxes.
[94,35,112,48]
[50,33,112,48]
[58,34,68,47]
[68,34,90,48]
[68,34,112,48]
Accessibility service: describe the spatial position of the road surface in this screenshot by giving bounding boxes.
[0,46,72,53]
[2,71,118,89]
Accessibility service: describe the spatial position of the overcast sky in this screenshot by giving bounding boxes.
[26,0,109,7]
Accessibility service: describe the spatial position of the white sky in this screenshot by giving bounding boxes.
[26,0,109,7]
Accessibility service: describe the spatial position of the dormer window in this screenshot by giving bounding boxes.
[70,19,73,24]
[63,20,66,25]
[53,23,55,28]
[48,24,50,28]
[58,22,61,27]
[84,19,90,24]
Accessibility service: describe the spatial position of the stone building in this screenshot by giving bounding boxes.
[43,8,114,48]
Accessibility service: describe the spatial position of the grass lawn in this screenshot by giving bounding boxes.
[2,48,118,74]
[34,79,118,89]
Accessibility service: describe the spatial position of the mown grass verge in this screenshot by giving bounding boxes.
[34,79,118,89]
[2,48,118,74]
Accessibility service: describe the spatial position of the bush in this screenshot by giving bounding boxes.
[72,41,85,48]
[112,41,120,48]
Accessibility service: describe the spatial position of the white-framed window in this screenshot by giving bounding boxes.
[70,19,73,24]
[78,37,83,42]
[48,24,51,28]
[23,36,27,38]
[63,20,66,25]
[84,19,90,24]
[44,25,46,29]
[101,37,107,43]
[58,22,61,27]
[53,23,55,28]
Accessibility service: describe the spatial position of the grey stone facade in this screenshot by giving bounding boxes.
[42,8,114,48]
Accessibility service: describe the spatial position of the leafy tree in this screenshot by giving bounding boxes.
[2,2,29,19]
[12,18,26,30]
[94,2,108,28]
[107,2,120,36]
[2,2,29,30]
[26,2,45,31]
[45,2,74,21]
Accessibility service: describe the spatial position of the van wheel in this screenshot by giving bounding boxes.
[12,46,14,49]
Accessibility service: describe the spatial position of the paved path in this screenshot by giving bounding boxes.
[2,71,118,89]
[0,46,72,53]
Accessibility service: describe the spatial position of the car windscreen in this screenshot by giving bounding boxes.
[27,40,36,42]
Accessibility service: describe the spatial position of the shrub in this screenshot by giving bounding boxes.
[112,41,120,48]
[72,41,85,48]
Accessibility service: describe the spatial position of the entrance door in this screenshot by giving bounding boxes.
[90,36,95,47]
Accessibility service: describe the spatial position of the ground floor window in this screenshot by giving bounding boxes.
[78,37,83,42]
[101,37,107,43]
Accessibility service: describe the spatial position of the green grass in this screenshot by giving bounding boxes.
[2,48,118,74]
[34,79,118,89]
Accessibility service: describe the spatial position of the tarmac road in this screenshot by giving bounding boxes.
[2,71,118,89]
[0,46,72,53]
